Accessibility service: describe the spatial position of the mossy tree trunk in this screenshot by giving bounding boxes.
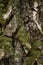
[0,0,43,65]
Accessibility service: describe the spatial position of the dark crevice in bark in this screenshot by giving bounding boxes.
[11,26,21,48]
[4,58,9,65]
[34,60,38,65]
[3,35,12,38]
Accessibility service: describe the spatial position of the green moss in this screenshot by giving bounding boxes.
[30,49,41,58]
[0,36,12,49]
[16,26,30,43]
[32,40,42,49]
[16,26,31,49]
[0,0,9,13]
[23,57,35,65]
[0,0,11,24]
[0,36,14,55]
[38,58,43,65]
[16,14,24,25]
[0,12,6,24]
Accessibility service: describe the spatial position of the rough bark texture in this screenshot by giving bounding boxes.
[0,0,43,65]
